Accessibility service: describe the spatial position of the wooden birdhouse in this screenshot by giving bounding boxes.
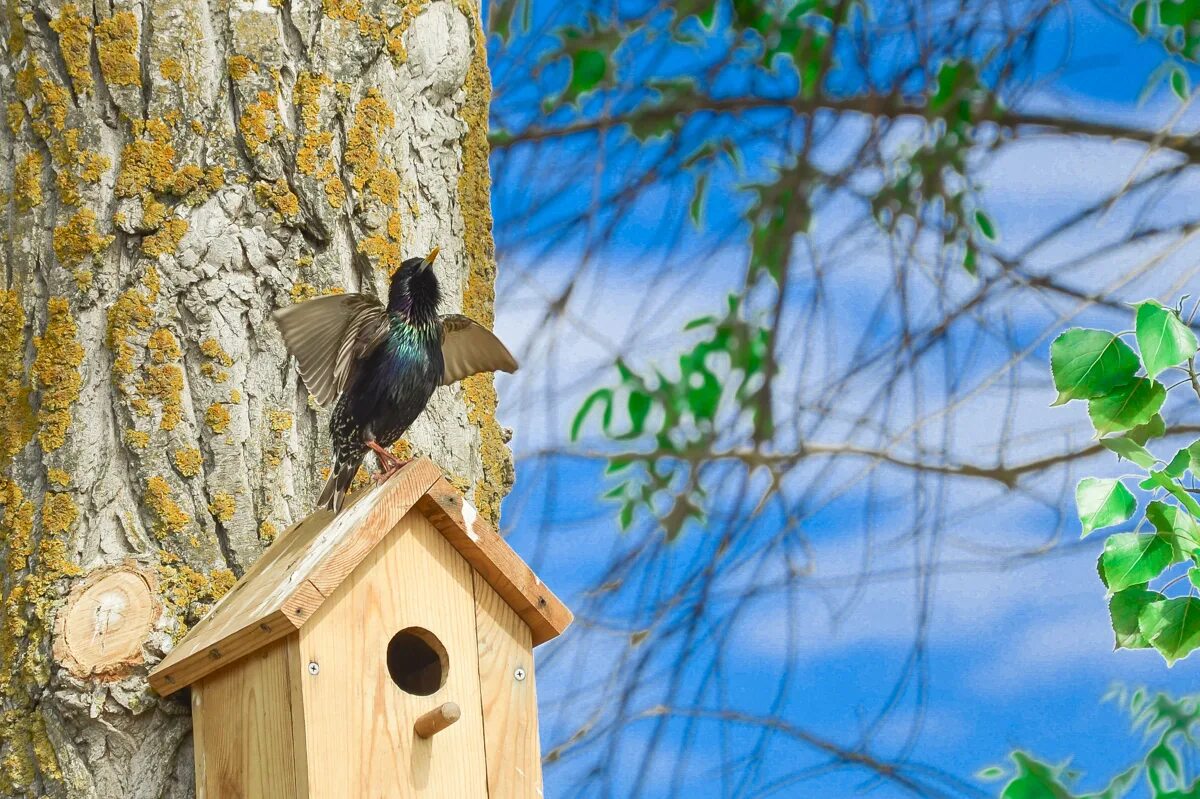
[148,458,572,798]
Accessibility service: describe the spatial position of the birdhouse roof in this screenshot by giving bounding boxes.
[148,458,572,696]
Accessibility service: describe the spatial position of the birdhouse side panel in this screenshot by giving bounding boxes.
[296,509,489,797]
[473,571,545,798]
[192,636,307,799]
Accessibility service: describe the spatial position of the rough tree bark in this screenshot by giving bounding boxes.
[0,0,511,794]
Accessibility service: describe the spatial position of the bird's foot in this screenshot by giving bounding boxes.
[366,441,408,484]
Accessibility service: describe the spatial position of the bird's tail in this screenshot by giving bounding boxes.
[317,451,364,513]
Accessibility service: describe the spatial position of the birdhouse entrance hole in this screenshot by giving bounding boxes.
[386,627,447,696]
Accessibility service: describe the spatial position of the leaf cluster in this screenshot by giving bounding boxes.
[1054,301,1200,665]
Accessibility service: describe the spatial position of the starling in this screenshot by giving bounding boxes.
[273,248,517,512]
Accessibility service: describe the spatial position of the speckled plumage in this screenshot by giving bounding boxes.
[273,250,519,513]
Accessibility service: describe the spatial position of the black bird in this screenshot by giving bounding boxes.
[273,248,517,512]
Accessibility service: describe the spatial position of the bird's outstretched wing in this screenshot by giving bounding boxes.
[440,315,518,385]
[273,294,390,405]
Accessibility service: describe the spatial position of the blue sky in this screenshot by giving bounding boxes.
[485,2,1200,796]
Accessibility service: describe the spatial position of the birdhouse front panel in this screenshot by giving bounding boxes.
[296,507,489,796]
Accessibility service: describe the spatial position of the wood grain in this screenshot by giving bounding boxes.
[418,477,572,646]
[296,509,489,797]
[191,637,303,799]
[149,459,440,694]
[474,571,545,798]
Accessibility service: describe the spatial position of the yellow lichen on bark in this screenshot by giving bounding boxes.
[0,293,33,468]
[31,299,84,453]
[53,209,113,269]
[94,12,140,88]
[456,0,513,526]
[173,447,202,477]
[49,4,93,94]
[205,403,230,433]
[159,58,183,82]
[208,492,235,522]
[142,217,188,257]
[144,476,190,537]
[13,153,42,212]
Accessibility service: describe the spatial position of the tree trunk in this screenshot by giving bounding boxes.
[0,0,510,794]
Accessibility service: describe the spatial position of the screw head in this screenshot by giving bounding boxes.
[514,667,526,682]
[307,661,320,675]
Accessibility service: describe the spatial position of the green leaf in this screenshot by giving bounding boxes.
[1110,586,1166,649]
[1135,300,1198,378]
[1125,413,1167,444]
[1146,500,1200,562]
[1050,329,1140,405]
[1186,439,1200,474]
[619,500,634,530]
[571,388,613,440]
[689,172,708,227]
[1087,378,1166,436]
[1167,448,1192,477]
[1000,752,1072,799]
[627,391,651,436]
[568,49,607,99]
[976,766,1007,781]
[975,210,996,240]
[1076,478,1136,537]
[1100,533,1173,593]
[1173,67,1190,100]
[1189,568,1200,589]
[1100,437,1156,468]
[1139,597,1200,665]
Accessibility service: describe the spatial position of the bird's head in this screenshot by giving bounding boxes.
[387,247,441,315]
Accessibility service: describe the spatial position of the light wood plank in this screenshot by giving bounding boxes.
[297,510,489,797]
[191,637,303,799]
[474,571,544,798]
[417,478,572,646]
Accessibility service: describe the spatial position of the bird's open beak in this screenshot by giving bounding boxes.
[421,247,440,270]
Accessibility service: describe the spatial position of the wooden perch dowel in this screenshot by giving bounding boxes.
[414,702,460,739]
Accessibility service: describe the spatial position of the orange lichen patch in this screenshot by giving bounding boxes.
[13,152,42,212]
[46,469,70,488]
[204,403,230,433]
[199,338,233,367]
[78,151,110,183]
[147,328,181,362]
[159,57,183,82]
[359,212,405,273]
[0,293,34,468]
[229,388,242,403]
[6,102,24,136]
[41,492,78,540]
[145,476,189,537]
[323,174,346,208]
[95,12,140,88]
[115,122,176,198]
[345,90,399,202]
[258,520,277,542]
[200,363,229,382]
[227,55,256,81]
[267,409,292,433]
[207,491,236,522]
[296,131,332,175]
[124,428,150,449]
[106,283,155,377]
[384,1,427,65]
[294,71,328,127]
[168,164,203,195]
[140,328,183,430]
[210,569,235,598]
[173,447,202,477]
[290,283,318,303]
[31,298,84,452]
[53,209,112,268]
[239,91,276,154]
[142,218,188,257]
[50,4,93,93]
[253,178,300,220]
